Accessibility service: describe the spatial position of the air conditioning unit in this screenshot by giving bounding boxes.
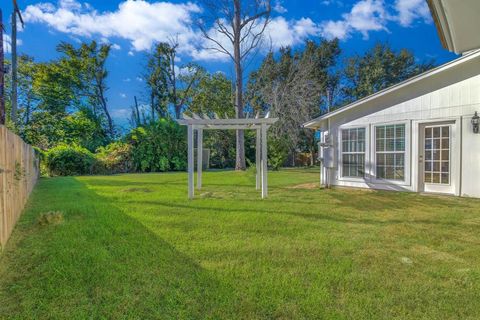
[318,133,334,168]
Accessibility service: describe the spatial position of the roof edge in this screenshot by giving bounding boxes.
[303,49,480,129]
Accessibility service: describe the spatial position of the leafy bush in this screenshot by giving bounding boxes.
[127,119,187,172]
[171,156,187,171]
[96,142,133,174]
[268,137,289,170]
[45,144,97,176]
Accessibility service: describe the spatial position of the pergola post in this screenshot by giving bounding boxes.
[197,128,203,190]
[187,124,194,199]
[261,123,268,199]
[256,128,261,190]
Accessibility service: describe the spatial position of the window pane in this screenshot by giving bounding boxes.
[441,150,449,161]
[441,161,449,173]
[376,139,384,152]
[433,139,441,149]
[425,172,432,183]
[432,173,440,183]
[376,127,385,139]
[425,139,432,149]
[385,167,394,179]
[425,127,432,138]
[441,173,449,184]
[441,138,449,149]
[386,126,395,138]
[425,161,432,172]
[395,125,405,139]
[395,139,405,151]
[433,127,441,138]
[441,126,449,137]
[386,139,395,151]
[395,153,404,166]
[395,167,404,180]
[377,154,385,166]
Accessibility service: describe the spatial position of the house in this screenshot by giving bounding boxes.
[303,0,480,197]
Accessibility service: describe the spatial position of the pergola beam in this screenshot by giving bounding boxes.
[178,113,278,200]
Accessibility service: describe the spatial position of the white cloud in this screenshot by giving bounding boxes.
[111,107,130,119]
[394,0,432,27]
[22,0,433,61]
[123,78,131,82]
[321,0,389,40]
[2,34,23,54]
[136,77,144,82]
[23,0,201,54]
[3,34,12,54]
[120,93,127,98]
[273,1,287,14]
[192,16,321,61]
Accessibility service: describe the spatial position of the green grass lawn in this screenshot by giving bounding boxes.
[1,168,479,319]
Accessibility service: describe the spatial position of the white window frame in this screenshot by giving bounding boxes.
[371,120,411,186]
[338,125,369,182]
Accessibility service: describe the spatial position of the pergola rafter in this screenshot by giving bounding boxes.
[177,112,278,199]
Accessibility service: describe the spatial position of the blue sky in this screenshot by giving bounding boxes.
[2,0,457,127]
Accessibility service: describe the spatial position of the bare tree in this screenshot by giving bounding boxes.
[199,0,271,170]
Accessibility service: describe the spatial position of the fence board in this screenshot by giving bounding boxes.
[0,126,39,249]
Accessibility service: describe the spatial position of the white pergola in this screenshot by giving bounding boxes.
[177,112,278,199]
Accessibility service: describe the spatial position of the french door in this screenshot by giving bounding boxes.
[419,123,455,194]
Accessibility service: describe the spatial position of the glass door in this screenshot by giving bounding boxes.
[421,124,454,194]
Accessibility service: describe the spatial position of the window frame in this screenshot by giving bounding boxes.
[338,126,368,181]
[371,121,411,185]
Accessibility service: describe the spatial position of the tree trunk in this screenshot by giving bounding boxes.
[234,0,246,170]
[150,93,155,123]
[99,89,114,138]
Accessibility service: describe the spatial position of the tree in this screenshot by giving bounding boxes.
[188,71,234,116]
[199,0,272,170]
[144,42,204,120]
[248,39,341,165]
[56,41,115,138]
[343,43,434,102]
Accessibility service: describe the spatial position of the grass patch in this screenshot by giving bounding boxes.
[0,168,479,319]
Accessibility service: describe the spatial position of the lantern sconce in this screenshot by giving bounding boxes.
[472,111,480,134]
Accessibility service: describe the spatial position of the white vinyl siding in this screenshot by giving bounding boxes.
[341,128,366,178]
[375,124,405,181]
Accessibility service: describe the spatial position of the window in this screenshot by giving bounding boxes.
[375,124,405,180]
[341,128,366,178]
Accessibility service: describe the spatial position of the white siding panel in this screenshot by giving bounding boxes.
[327,72,480,197]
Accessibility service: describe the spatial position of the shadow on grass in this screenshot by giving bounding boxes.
[0,177,245,319]
[133,194,466,228]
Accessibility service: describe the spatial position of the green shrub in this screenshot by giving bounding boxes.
[45,144,97,176]
[171,157,187,171]
[268,137,289,171]
[127,119,187,172]
[96,142,133,174]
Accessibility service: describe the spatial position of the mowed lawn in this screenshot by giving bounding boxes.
[0,169,479,319]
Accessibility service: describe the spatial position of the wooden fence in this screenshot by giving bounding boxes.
[0,125,39,249]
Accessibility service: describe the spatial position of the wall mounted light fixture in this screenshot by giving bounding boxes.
[472,111,480,134]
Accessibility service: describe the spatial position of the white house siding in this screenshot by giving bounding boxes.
[324,61,480,197]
